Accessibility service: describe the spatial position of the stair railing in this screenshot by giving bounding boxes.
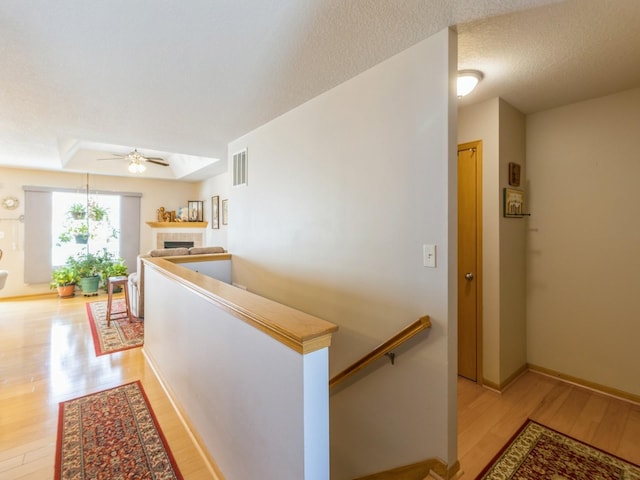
[329,315,431,389]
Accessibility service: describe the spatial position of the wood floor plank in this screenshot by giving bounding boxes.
[592,398,631,454]
[618,406,640,465]
[567,392,610,443]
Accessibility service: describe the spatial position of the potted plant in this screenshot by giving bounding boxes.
[72,224,90,244]
[88,201,108,222]
[103,257,128,291]
[50,265,78,298]
[68,203,87,220]
[68,251,102,294]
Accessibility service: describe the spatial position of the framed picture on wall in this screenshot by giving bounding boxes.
[508,162,521,186]
[503,188,525,217]
[222,199,228,225]
[211,196,220,229]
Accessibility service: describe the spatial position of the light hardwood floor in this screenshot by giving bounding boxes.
[458,370,640,478]
[2,295,639,479]
[0,294,216,480]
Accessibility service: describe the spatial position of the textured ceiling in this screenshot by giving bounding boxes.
[0,0,637,180]
[458,0,640,113]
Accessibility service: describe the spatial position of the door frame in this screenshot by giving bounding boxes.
[458,140,484,385]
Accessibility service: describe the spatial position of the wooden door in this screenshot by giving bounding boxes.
[458,141,482,382]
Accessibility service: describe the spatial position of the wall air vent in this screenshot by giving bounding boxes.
[232,148,248,186]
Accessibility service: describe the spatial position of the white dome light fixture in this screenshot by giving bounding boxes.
[457,70,483,97]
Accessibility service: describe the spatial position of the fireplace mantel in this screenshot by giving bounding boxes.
[146,221,208,228]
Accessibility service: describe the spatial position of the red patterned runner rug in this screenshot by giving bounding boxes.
[476,419,640,479]
[55,381,183,480]
[86,299,143,356]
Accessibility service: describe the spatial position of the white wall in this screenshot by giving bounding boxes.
[227,28,458,478]
[498,100,527,382]
[458,98,527,387]
[0,167,198,297]
[199,172,230,249]
[526,87,640,397]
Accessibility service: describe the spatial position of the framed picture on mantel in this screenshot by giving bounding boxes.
[188,200,203,222]
[211,196,219,229]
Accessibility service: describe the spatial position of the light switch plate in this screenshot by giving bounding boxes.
[423,244,436,268]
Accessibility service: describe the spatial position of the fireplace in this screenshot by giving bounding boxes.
[164,241,195,249]
[146,221,206,250]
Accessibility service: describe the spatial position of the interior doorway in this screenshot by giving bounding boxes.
[457,141,483,382]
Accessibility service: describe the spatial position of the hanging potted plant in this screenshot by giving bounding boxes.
[68,203,87,220]
[50,265,78,298]
[72,224,90,244]
[88,201,108,222]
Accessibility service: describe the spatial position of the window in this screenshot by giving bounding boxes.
[51,192,121,267]
[23,186,141,285]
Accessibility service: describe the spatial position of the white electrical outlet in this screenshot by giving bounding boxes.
[423,244,436,268]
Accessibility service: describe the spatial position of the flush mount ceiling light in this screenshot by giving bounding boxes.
[457,70,483,97]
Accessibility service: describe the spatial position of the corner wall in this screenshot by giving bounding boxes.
[227,28,457,478]
[526,87,640,397]
[458,98,527,387]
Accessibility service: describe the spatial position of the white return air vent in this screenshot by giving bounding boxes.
[232,148,248,186]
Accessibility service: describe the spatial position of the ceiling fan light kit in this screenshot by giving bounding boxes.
[98,148,169,174]
[128,160,147,173]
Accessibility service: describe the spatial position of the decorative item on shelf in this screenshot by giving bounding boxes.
[508,162,521,186]
[221,199,228,225]
[188,200,204,222]
[211,196,219,229]
[156,207,176,222]
[177,206,188,222]
[156,207,166,222]
[503,188,531,218]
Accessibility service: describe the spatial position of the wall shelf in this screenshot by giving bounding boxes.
[146,222,208,228]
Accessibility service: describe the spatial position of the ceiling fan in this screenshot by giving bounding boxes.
[97,148,170,173]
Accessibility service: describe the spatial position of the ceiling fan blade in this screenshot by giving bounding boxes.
[145,157,170,166]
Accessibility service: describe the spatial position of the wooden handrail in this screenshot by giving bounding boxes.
[329,315,431,389]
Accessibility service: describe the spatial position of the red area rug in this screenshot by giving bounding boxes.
[55,381,183,480]
[86,299,143,356]
[476,419,640,479]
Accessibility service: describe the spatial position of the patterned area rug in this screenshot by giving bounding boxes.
[55,381,183,480]
[86,299,143,356]
[477,419,640,479]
